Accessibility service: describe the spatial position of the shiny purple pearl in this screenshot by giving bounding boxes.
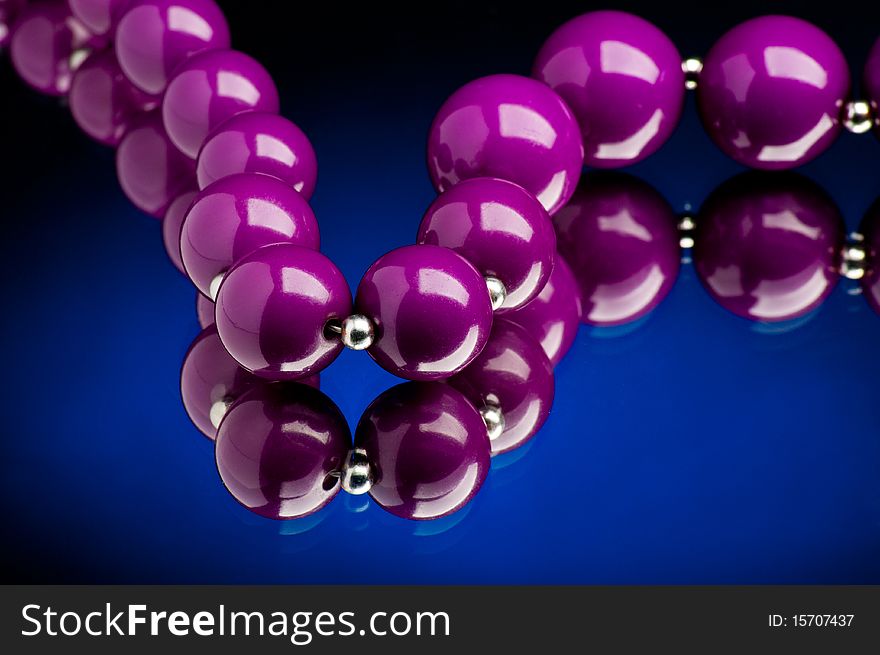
[858,200,880,316]
[115,111,196,217]
[215,243,351,380]
[196,112,318,199]
[161,188,197,274]
[356,382,490,520]
[196,291,214,328]
[554,173,680,326]
[355,245,493,381]
[67,0,129,36]
[448,319,554,455]
[179,173,320,298]
[115,0,230,95]
[216,383,348,520]
[417,178,556,310]
[69,48,158,146]
[506,255,582,366]
[864,37,880,138]
[0,0,27,47]
[10,2,88,96]
[162,48,280,159]
[697,16,849,170]
[427,74,584,215]
[694,173,844,321]
[533,10,684,168]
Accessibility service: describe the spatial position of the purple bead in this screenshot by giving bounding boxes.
[417,177,556,310]
[69,48,158,146]
[448,319,554,455]
[161,188,197,274]
[533,10,684,168]
[115,111,196,217]
[554,173,680,326]
[196,112,318,199]
[697,16,849,170]
[0,0,27,48]
[162,48,280,159]
[67,0,129,35]
[355,245,493,381]
[694,173,844,321]
[114,0,230,95]
[858,201,880,316]
[864,37,880,138]
[10,1,88,96]
[216,383,348,520]
[427,73,584,215]
[196,291,214,328]
[356,382,490,520]
[215,243,351,380]
[179,173,320,298]
[505,255,582,366]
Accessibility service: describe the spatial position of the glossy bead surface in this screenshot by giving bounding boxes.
[697,16,849,170]
[506,256,583,366]
[216,383,348,520]
[161,189,197,274]
[0,0,27,47]
[215,243,351,380]
[196,112,318,198]
[448,319,554,455]
[554,173,680,326]
[162,48,280,159]
[355,382,490,520]
[355,245,493,381]
[427,74,584,215]
[858,201,880,315]
[533,10,684,168]
[180,173,320,297]
[864,37,880,138]
[10,2,86,96]
[114,0,230,95]
[68,0,129,35]
[417,177,556,310]
[694,173,844,321]
[196,292,214,328]
[115,111,196,217]
[69,48,157,146]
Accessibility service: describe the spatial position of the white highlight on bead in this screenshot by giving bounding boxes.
[843,100,873,134]
[682,57,703,90]
[678,215,696,250]
[841,233,867,280]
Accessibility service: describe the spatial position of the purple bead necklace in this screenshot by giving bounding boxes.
[4,1,879,522]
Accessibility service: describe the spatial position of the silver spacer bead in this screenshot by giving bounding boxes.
[479,404,505,441]
[840,233,867,280]
[340,447,374,495]
[485,276,507,311]
[68,47,91,73]
[208,271,226,301]
[682,57,703,90]
[843,100,874,134]
[209,396,234,430]
[678,215,696,250]
[328,314,376,350]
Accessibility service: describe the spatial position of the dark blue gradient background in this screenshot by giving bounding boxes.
[1,1,878,583]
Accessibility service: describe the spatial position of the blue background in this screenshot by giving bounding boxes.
[1,1,878,583]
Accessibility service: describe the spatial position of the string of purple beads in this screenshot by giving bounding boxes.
[4,1,880,522]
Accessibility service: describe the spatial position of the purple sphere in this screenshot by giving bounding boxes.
[427,74,584,215]
[196,291,214,328]
[68,0,130,35]
[161,188,197,274]
[697,15,849,170]
[858,200,880,316]
[417,177,556,310]
[162,48,280,159]
[355,245,493,381]
[115,111,196,217]
[215,243,351,380]
[553,173,680,326]
[196,112,318,198]
[864,37,880,138]
[179,173,320,298]
[533,10,684,168]
[356,382,490,520]
[216,383,348,520]
[506,255,582,366]
[1,0,27,48]
[69,48,158,146]
[448,319,554,455]
[115,0,230,95]
[694,173,844,321]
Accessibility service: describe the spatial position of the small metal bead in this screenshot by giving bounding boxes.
[479,404,505,441]
[841,233,867,280]
[339,314,375,350]
[843,100,873,134]
[340,447,374,495]
[208,271,226,301]
[69,47,91,73]
[682,57,703,90]
[209,396,234,430]
[678,215,696,250]
[485,276,507,311]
